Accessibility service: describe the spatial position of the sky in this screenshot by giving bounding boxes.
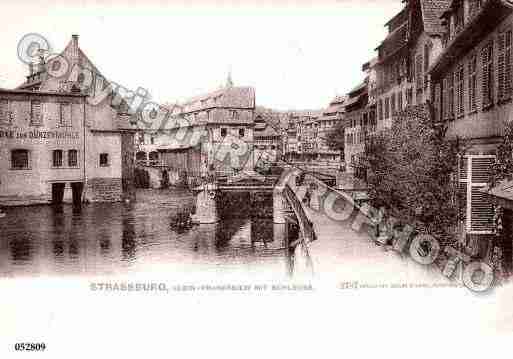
[0,0,403,110]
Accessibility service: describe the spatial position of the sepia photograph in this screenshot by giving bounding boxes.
[1,0,512,357]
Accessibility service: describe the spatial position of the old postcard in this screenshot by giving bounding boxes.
[1,0,512,357]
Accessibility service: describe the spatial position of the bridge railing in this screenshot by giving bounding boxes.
[283,184,315,274]
[136,159,166,167]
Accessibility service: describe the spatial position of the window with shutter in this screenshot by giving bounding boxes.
[0,99,10,125]
[447,72,455,119]
[506,30,512,99]
[459,155,495,233]
[498,32,506,101]
[30,100,42,126]
[468,55,478,112]
[482,42,494,108]
[398,91,403,111]
[456,65,465,116]
[378,100,383,121]
[434,83,441,122]
[424,43,430,89]
[60,103,72,126]
[498,29,512,102]
[391,93,396,115]
[385,97,390,119]
[442,77,448,119]
[416,54,423,92]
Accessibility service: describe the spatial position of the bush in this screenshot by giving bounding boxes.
[363,104,463,242]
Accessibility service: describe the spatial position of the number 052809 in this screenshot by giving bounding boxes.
[14,343,46,351]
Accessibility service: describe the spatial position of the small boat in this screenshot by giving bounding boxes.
[0,210,6,218]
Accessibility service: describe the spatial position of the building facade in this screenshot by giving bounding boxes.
[318,96,345,164]
[1,35,137,205]
[344,81,376,179]
[282,107,342,166]
[253,108,285,167]
[137,80,256,182]
[430,0,513,262]
[0,90,87,205]
[373,0,449,129]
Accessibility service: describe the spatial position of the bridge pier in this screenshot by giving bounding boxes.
[309,187,322,211]
[192,183,219,224]
[273,189,288,224]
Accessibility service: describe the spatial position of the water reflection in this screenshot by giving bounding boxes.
[0,189,291,278]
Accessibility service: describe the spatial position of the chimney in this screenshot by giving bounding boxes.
[71,34,79,65]
[29,63,34,75]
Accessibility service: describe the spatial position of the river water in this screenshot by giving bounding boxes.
[0,189,292,279]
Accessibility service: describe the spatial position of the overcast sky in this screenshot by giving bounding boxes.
[0,0,402,110]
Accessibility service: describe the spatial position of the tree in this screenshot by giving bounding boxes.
[363,104,463,243]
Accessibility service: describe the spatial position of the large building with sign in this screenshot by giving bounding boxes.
[0,35,137,206]
[0,89,88,205]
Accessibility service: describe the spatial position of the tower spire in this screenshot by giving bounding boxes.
[226,67,233,88]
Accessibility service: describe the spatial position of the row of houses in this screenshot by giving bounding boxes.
[343,0,513,271]
[282,98,345,167]
[135,81,347,184]
[0,35,138,206]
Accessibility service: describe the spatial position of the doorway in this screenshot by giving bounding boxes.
[161,170,169,189]
[71,182,84,206]
[51,183,65,204]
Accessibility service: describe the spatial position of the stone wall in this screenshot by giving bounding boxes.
[87,178,122,202]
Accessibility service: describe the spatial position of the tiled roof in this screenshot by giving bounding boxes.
[420,0,452,35]
[180,86,255,113]
[377,1,450,60]
[376,21,408,56]
[347,81,367,96]
[344,95,362,108]
[254,124,280,138]
[330,95,346,105]
[15,36,137,131]
[255,107,288,130]
[324,103,345,115]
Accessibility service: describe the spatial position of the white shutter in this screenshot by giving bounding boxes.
[462,155,495,233]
